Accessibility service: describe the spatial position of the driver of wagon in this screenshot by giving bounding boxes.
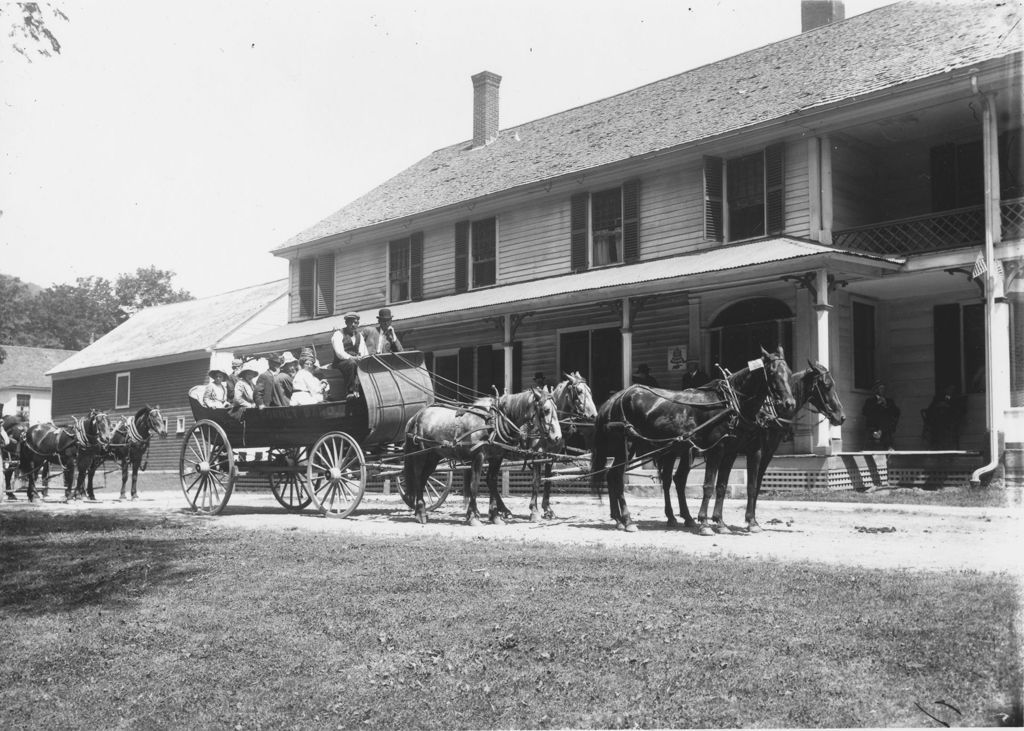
[331,312,368,400]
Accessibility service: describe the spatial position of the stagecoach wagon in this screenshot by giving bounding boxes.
[180,352,453,517]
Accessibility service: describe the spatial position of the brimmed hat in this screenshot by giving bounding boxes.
[300,347,316,362]
[208,369,228,379]
[266,354,282,368]
[343,312,360,321]
[377,308,392,320]
[533,372,545,381]
[239,360,260,378]
[280,352,298,365]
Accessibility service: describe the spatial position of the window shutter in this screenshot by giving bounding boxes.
[315,253,334,316]
[765,144,785,235]
[622,178,640,263]
[458,346,474,401]
[410,232,424,301]
[298,258,315,317]
[512,341,523,393]
[454,221,469,294]
[703,157,723,241]
[570,192,589,272]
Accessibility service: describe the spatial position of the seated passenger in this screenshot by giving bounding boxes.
[273,352,299,406]
[255,355,282,409]
[202,368,230,408]
[362,308,403,356]
[229,361,260,418]
[331,312,367,400]
[291,349,330,405]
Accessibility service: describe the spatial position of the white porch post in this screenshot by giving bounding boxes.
[503,314,513,394]
[621,297,633,387]
[813,268,834,454]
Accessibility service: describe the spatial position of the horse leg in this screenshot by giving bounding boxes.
[749,432,782,533]
[672,452,697,529]
[697,448,718,537]
[19,451,35,502]
[529,464,541,522]
[465,455,483,526]
[710,447,738,535]
[609,434,635,532]
[486,458,506,525]
[118,456,130,500]
[541,462,556,520]
[130,454,142,499]
[657,452,678,526]
[3,452,15,500]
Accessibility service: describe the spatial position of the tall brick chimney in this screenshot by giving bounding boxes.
[801,0,845,32]
[471,70,501,148]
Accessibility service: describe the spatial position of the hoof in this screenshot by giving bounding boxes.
[624,522,638,533]
[5,494,17,501]
[747,522,762,534]
[682,519,698,529]
[118,495,127,502]
[529,512,541,523]
[712,522,733,535]
[131,495,139,501]
[468,516,482,527]
[666,515,679,527]
[615,521,627,531]
[698,523,714,537]
[415,511,428,525]
[543,509,556,520]
[490,514,505,526]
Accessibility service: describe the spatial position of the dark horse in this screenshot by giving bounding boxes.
[20,410,113,501]
[528,372,598,521]
[404,386,562,525]
[724,361,846,532]
[590,347,794,533]
[84,405,167,501]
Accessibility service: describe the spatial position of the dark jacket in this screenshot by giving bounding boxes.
[255,369,277,407]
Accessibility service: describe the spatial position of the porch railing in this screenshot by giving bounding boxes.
[832,197,1024,256]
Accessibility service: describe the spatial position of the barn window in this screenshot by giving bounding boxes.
[389,232,424,303]
[297,253,335,318]
[455,217,497,292]
[115,372,131,409]
[570,179,640,272]
[15,394,30,420]
[175,416,186,434]
[704,144,785,242]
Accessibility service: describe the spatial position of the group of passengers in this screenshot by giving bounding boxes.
[200,308,403,413]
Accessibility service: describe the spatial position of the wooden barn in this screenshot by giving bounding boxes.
[221,1,1022,489]
[47,280,288,471]
[0,345,78,424]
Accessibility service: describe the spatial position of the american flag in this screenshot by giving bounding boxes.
[971,253,1004,283]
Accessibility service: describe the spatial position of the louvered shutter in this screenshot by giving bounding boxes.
[765,144,785,235]
[570,192,589,272]
[703,157,724,241]
[458,346,474,401]
[454,221,469,294]
[410,232,424,301]
[315,253,334,316]
[298,258,315,317]
[622,179,640,263]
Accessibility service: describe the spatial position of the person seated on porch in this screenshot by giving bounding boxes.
[922,384,966,449]
[862,381,900,450]
[202,368,230,408]
[331,313,367,400]
[291,348,330,405]
[272,352,300,406]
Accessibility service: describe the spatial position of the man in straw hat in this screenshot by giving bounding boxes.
[362,308,403,356]
[331,313,367,400]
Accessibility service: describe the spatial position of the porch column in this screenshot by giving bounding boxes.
[813,268,834,454]
[621,297,633,387]
[503,314,513,394]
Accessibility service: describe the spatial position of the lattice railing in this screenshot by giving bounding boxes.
[833,198,1024,256]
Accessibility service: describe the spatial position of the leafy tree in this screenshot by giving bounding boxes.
[0,2,68,61]
[115,266,193,322]
[0,274,34,346]
[27,276,120,350]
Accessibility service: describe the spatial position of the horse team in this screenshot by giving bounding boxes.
[1,405,167,503]
[405,346,846,534]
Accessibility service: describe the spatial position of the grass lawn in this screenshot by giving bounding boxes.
[1,509,1020,729]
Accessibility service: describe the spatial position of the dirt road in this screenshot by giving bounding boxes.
[4,485,1021,575]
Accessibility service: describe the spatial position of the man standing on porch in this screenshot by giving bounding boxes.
[863,381,901,450]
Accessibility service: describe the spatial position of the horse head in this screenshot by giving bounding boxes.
[556,371,598,422]
[87,409,114,446]
[806,360,846,426]
[144,405,168,437]
[760,346,796,413]
[528,386,563,448]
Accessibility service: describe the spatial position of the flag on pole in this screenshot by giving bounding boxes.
[971,252,987,279]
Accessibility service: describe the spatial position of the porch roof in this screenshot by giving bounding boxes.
[224,238,902,351]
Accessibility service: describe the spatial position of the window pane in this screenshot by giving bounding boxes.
[389,238,411,302]
[115,373,131,408]
[727,152,765,239]
[471,218,496,288]
[591,188,622,266]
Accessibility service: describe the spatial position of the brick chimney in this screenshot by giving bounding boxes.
[801,0,845,32]
[471,70,501,148]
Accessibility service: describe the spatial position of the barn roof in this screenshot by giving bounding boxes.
[278,1,1021,250]
[46,279,288,376]
[0,345,79,389]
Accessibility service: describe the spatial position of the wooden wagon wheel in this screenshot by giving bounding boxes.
[266,447,312,511]
[179,419,235,515]
[394,469,453,512]
[305,431,366,518]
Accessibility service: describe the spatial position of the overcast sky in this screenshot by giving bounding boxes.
[1,0,896,299]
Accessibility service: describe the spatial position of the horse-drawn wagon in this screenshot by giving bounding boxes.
[181,352,453,517]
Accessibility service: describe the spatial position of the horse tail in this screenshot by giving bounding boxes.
[589,401,613,498]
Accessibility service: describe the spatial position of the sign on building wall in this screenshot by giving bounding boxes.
[668,346,687,372]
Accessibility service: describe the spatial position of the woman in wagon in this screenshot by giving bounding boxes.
[228,360,260,418]
[330,312,368,400]
[290,349,330,405]
[202,367,230,408]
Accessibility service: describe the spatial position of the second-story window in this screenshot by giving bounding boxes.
[704,144,785,242]
[455,217,497,292]
[298,253,335,318]
[570,179,640,273]
[388,232,424,303]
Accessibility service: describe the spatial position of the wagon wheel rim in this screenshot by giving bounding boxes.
[267,448,312,511]
[179,420,235,515]
[306,432,365,518]
[396,469,453,512]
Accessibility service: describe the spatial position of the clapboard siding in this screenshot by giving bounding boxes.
[498,199,570,283]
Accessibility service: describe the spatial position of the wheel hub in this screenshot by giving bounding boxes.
[197,461,210,474]
[329,467,343,480]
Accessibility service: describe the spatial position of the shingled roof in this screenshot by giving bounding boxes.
[279,1,1021,250]
[0,345,79,389]
[47,279,288,375]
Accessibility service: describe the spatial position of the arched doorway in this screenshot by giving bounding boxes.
[708,297,793,372]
